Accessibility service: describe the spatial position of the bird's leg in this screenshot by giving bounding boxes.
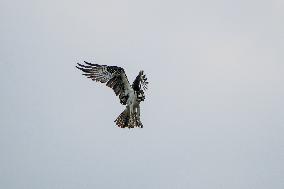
[127,105,131,115]
[137,105,140,118]
[129,104,135,120]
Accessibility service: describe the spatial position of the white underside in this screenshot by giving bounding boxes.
[126,88,140,117]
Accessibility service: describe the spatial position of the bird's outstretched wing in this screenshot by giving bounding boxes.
[76,61,131,105]
[132,70,148,92]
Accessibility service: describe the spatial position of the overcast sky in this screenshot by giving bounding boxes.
[0,0,283,188]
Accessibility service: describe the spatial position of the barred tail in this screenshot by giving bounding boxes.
[114,108,143,128]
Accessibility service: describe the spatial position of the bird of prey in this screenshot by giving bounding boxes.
[76,61,148,128]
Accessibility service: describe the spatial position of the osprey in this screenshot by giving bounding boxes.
[76,61,148,128]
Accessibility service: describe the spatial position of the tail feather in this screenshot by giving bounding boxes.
[115,109,143,128]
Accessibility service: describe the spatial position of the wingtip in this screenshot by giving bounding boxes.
[75,65,81,70]
[76,64,85,71]
[84,61,99,67]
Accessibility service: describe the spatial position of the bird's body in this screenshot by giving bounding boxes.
[76,61,148,128]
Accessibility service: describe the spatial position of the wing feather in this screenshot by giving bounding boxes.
[132,71,149,92]
[76,61,131,105]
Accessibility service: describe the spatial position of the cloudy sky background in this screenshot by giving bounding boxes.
[0,0,283,188]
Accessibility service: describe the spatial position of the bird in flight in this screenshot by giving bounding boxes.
[76,61,148,128]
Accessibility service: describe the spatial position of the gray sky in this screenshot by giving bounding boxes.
[0,0,283,188]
